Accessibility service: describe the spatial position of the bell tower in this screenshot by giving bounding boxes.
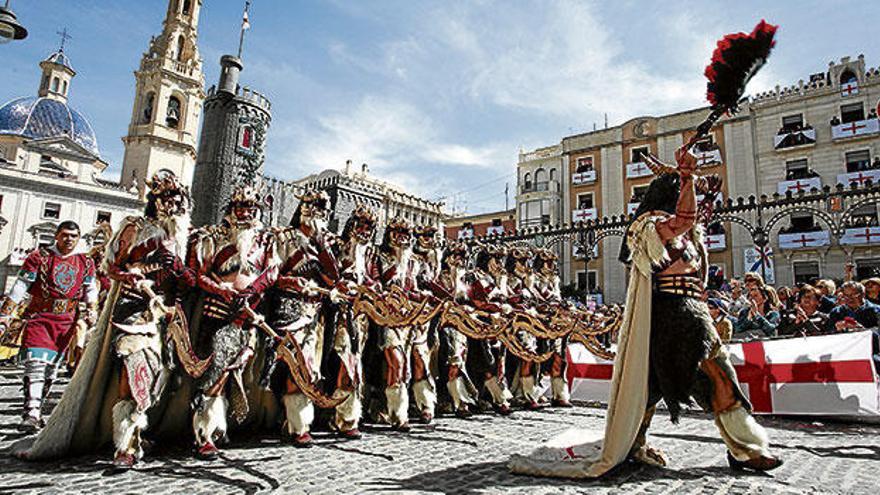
[120,0,205,196]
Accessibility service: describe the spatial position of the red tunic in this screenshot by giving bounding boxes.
[19,248,96,357]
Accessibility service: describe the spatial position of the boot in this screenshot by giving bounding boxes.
[112,400,148,466]
[727,451,783,471]
[412,379,436,424]
[192,395,227,460]
[551,376,572,408]
[283,393,314,448]
[385,384,410,430]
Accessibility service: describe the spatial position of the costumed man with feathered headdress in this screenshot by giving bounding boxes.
[463,244,514,416]
[362,217,418,431]
[427,242,479,417]
[510,145,782,478]
[244,190,342,447]
[0,221,98,433]
[187,185,277,459]
[531,248,573,408]
[324,204,380,439]
[12,170,199,468]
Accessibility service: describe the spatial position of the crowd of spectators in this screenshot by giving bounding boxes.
[703,266,880,342]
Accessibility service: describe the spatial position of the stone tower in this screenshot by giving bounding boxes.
[120,0,205,197]
[190,54,272,226]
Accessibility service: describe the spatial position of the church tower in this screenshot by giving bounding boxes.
[120,0,205,196]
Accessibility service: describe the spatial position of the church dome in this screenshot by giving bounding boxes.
[0,96,99,156]
[43,50,74,71]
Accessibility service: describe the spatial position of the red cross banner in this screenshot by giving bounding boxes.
[840,80,859,97]
[626,161,652,178]
[778,230,830,249]
[832,118,878,139]
[564,331,880,417]
[840,226,880,245]
[776,177,821,196]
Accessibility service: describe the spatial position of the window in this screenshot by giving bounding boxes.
[176,35,186,62]
[577,271,598,292]
[166,96,182,128]
[37,233,55,249]
[840,70,857,85]
[855,259,880,280]
[847,204,878,228]
[182,0,192,15]
[523,172,531,190]
[41,75,49,92]
[840,102,865,124]
[43,202,61,220]
[693,134,718,152]
[239,126,253,150]
[576,156,594,172]
[549,169,556,182]
[787,211,816,233]
[0,194,3,210]
[793,261,820,286]
[62,81,68,95]
[781,114,804,131]
[577,193,594,209]
[846,150,871,172]
[96,211,111,224]
[707,221,725,235]
[630,146,649,163]
[785,159,809,180]
[534,168,548,190]
[51,77,59,93]
[632,185,649,203]
[141,92,155,124]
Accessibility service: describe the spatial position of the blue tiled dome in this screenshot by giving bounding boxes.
[0,96,99,156]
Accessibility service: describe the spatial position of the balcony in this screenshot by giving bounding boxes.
[572,169,597,185]
[486,225,505,236]
[773,127,816,150]
[777,176,821,195]
[837,169,880,187]
[457,228,474,240]
[778,230,831,249]
[625,161,652,179]
[705,233,726,251]
[627,202,640,215]
[571,207,597,223]
[694,148,723,167]
[840,226,880,245]
[832,118,880,140]
[520,180,560,194]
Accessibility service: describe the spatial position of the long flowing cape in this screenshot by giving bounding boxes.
[508,213,667,478]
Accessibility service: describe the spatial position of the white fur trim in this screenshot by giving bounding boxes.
[447,376,475,409]
[629,214,670,276]
[521,376,539,402]
[282,393,314,435]
[112,400,147,458]
[193,396,227,446]
[412,379,437,414]
[334,391,361,431]
[716,406,771,461]
[551,377,570,401]
[484,377,512,406]
[385,384,409,426]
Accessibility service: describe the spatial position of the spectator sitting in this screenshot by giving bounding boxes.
[830,116,841,126]
[826,281,879,332]
[778,285,830,336]
[734,285,780,339]
[776,286,795,311]
[814,279,838,313]
[872,157,880,170]
[707,298,733,342]
[870,108,878,119]
[863,277,880,305]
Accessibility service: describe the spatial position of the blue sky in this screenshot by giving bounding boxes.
[3,1,879,214]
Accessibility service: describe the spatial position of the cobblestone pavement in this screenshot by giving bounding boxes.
[0,364,878,494]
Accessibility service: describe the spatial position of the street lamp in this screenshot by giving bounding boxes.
[0,0,28,44]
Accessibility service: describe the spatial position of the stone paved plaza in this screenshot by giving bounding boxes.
[0,365,878,494]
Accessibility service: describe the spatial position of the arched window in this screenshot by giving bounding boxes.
[141,92,155,124]
[51,77,60,92]
[549,169,557,182]
[840,69,857,85]
[176,35,186,62]
[41,75,49,92]
[534,168,547,190]
[182,0,191,15]
[239,125,253,150]
[166,96,182,128]
[523,172,531,190]
[62,81,68,95]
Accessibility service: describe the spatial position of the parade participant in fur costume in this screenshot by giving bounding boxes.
[0,222,98,433]
[531,248,572,408]
[427,242,478,417]
[503,247,543,410]
[463,244,514,416]
[324,204,380,439]
[187,185,277,459]
[362,217,417,430]
[408,224,442,424]
[244,190,342,447]
[12,170,197,467]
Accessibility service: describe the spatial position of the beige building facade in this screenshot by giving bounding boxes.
[517,55,880,303]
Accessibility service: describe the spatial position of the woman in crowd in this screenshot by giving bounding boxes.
[734,285,780,339]
[862,277,880,306]
[707,298,733,342]
[777,285,829,336]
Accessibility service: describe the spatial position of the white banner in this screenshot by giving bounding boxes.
[572,208,597,223]
[695,148,722,167]
[572,170,597,185]
[705,233,726,251]
[778,230,830,249]
[840,226,880,245]
[627,202,640,215]
[776,176,821,195]
[832,118,880,140]
[565,331,880,417]
[625,161,652,178]
[840,80,859,97]
[837,169,880,187]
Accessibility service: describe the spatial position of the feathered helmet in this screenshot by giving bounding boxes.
[342,203,378,242]
[474,242,506,271]
[414,224,438,238]
[533,248,558,272]
[505,246,532,273]
[290,189,331,227]
[441,241,468,268]
[382,216,412,249]
[227,185,263,210]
